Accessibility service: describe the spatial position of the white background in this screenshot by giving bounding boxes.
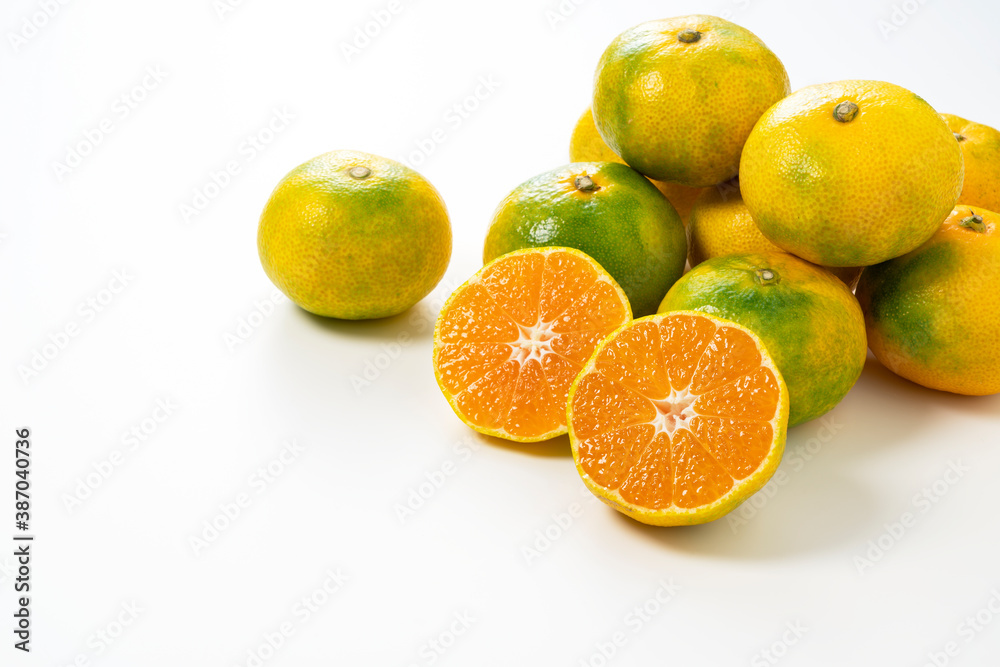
[3,0,1000,665]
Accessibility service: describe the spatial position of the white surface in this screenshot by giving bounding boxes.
[3,0,1000,665]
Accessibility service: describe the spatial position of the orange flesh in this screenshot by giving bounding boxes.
[571,314,781,509]
[435,250,631,440]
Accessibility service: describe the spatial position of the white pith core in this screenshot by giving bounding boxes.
[649,388,698,438]
[508,317,558,364]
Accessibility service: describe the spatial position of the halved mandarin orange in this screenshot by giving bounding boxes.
[433,247,632,442]
[568,311,789,526]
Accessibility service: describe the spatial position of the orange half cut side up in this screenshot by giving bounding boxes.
[433,247,632,442]
[568,311,789,525]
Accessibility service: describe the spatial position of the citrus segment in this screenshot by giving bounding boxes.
[689,417,775,480]
[690,325,764,395]
[695,367,782,420]
[659,313,716,389]
[575,425,655,490]
[592,321,671,398]
[570,372,657,440]
[568,312,788,526]
[669,429,734,509]
[620,432,675,509]
[434,248,632,442]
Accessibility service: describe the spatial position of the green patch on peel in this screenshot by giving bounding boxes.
[484,162,685,317]
[864,242,957,365]
[660,256,865,425]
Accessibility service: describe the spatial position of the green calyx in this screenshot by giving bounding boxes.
[575,175,599,192]
[348,166,372,180]
[959,213,986,233]
[833,101,859,123]
[754,268,780,286]
[677,29,701,43]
